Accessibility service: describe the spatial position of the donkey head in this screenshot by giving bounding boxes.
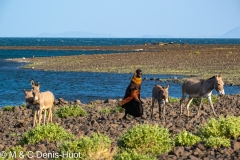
[157,84,170,103]
[23,89,34,107]
[31,79,41,104]
[31,79,40,92]
[214,73,225,95]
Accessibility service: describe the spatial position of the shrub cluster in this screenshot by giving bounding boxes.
[99,105,125,115]
[55,105,87,118]
[117,124,174,157]
[197,116,240,148]
[3,105,14,111]
[169,97,180,103]
[20,123,74,144]
[204,136,230,148]
[59,133,113,160]
[114,149,156,160]
[175,130,201,146]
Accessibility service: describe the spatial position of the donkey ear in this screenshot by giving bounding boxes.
[156,85,163,90]
[166,84,170,89]
[31,79,35,87]
[37,82,41,87]
[219,73,222,77]
[23,89,26,93]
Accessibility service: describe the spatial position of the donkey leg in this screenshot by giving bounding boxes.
[179,97,186,116]
[50,108,53,123]
[179,99,183,116]
[33,109,37,127]
[38,108,43,125]
[43,109,47,125]
[162,103,166,121]
[151,99,155,119]
[158,101,161,120]
[180,92,186,116]
[208,96,217,116]
[186,97,193,117]
[197,98,203,116]
[47,108,52,123]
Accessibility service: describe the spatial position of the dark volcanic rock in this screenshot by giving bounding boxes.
[0,95,240,159]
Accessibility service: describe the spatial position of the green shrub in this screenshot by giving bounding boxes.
[87,104,95,109]
[99,105,125,115]
[60,133,113,160]
[20,123,74,144]
[114,149,156,160]
[111,105,125,113]
[197,116,240,148]
[228,51,232,54]
[99,107,111,115]
[169,97,180,103]
[175,130,201,146]
[197,116,240,139]
[21,103,27,108]
[3,105,14,111]
[195,51,200,55]
[191,95,218,106]
[118,124,174,156]
[204,136,230,148]
[55,105,87,118]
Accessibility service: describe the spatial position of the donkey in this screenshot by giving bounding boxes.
[180,73,225,117]
[23,89,34,108]
[31,79,54,126]
[23,89,40,127]
[151,84,169,120]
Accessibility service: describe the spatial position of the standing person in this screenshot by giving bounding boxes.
[118,69,143,118]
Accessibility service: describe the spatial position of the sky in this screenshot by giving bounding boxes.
[0,0,240,38]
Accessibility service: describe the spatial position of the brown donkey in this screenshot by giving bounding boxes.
[31,80,54,126]
[180,74,225,117]
[151,84,169,120]
[23,89,40,127]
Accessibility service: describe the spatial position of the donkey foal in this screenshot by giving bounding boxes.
[151,84,169,120]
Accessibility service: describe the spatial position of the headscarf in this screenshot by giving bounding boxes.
[131,75,142,85]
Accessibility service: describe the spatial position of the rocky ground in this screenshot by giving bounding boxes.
[1,94,240,159]
[9,43,240,85]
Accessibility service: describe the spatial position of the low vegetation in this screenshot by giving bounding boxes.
[174,130,201,146]
[118,124,174,157]
[54,105,87,118]
[204,136,230,148]
[3,105,14,111]
[197,116,240,148]
[99,105,125,115]
[59,133,114,160]
[114,149,156,160]
[195,51,200,55]
[20,123,74,144]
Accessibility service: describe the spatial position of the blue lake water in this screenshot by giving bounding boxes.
[0,38,240,108]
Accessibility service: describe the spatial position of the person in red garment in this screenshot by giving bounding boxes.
[118,69,143,119]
